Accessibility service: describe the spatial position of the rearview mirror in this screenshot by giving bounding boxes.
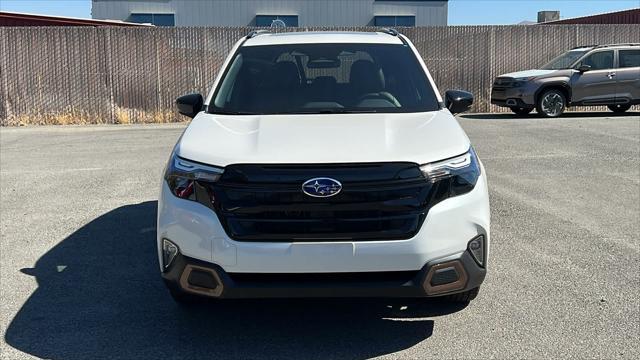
[176,93,203,118]
[578,64,592,73]
[307,58,341,69]
[444,90,474,115]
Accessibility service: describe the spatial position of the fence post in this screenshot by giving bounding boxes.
[105,27,116,124]
[155,29,162,120]
[0,28,10,123]
[488,26,496,113]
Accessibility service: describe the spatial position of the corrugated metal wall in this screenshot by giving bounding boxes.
[91,0,448,26]
[542,8,640,25]
[0,12,148,27]
[0,25,638,125]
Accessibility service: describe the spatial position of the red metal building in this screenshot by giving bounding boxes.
[0,11,151,27]
[541,8,640,25]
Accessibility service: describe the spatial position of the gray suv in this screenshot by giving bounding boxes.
[491,43,640,117]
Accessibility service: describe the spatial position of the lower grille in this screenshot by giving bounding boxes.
[227,271,420,284]
[202,163,449,242]
[492,77,516,92]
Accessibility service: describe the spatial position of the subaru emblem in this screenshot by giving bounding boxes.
[302,177,342,198]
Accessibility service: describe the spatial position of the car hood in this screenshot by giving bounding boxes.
[176,110,471,167]
[498,69,558,79]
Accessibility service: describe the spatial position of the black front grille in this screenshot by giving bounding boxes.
[492,77,515,90]
[200,163,449,242]
[227,271,420,284]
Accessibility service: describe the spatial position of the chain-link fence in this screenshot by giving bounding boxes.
[1,25,638,125]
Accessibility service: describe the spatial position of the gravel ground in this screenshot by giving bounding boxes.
[1,112,639,359]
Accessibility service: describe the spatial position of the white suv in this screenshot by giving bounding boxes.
[158,30,490,304]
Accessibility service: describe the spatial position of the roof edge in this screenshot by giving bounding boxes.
[0,11,153,26]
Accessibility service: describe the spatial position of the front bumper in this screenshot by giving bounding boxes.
[157,169,490,274]
[491,87,536,108]
[161,249,486,299]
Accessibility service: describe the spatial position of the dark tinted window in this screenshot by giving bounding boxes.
[619,50,640,68]
[256,15,298,27]
[580,51,614,70]
[374,16,416,27]
[129,13,174,26]
[542,50,589,70]
[129,13,152,23]
[153,14,175,26]
[211,43,440,114]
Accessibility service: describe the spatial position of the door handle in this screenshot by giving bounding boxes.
[607,72,616,79]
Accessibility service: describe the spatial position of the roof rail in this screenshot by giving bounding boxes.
[571,45,597,50]
[379,27,408,46]
[379,28,399,36]
[572,43,640,50]
[246,29,271,39]
[595,43,640,48]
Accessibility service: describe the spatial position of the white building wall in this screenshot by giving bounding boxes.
[373,1,447,26]
[92,0,448,27]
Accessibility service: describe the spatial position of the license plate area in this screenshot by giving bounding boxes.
[290,242,354,259]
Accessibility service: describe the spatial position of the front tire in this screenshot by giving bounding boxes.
[608,104,631,113]
[510,107,533,116]
[536,89,566,118]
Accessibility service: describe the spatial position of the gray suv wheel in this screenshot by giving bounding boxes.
[536,89,566,117]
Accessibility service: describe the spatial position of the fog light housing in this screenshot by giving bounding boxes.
[468,235,485,267]
[162,239,179,270]
[423,260,468,295]
[180,265,224,297]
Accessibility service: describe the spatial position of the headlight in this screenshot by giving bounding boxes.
[513,76,535,87]
[164,152,223,204]
[420,147,480,197]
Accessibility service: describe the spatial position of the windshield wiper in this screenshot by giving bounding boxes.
[212,109,383,115]
[210,110,258,115]
[281,109,380,114]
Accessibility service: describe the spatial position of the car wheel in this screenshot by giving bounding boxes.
[608,104,631,113]
[536,89,566,118]
[443,287,480,303]
[510,107,533,116]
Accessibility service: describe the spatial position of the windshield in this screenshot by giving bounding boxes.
[210,43,440,114]
[541,49,589,70]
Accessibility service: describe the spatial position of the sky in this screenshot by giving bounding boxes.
[0,0,638,25]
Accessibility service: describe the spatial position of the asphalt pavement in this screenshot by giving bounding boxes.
[1,112,639,359]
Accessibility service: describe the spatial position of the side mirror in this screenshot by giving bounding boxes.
[176,93,203,118]
[578,64,591,73]
[444,90,474,115]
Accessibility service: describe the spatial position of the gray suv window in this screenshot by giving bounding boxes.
[580,51,614,70]
[619,50,640,68]
[542,49,589,70]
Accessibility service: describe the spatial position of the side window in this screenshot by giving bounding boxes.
[580,51,614,70]
[619,50,640,68]
[255,15,298,27]
[129,13,175,26]
[374,16,416,27]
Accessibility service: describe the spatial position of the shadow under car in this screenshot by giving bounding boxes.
[5,201,469,360]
